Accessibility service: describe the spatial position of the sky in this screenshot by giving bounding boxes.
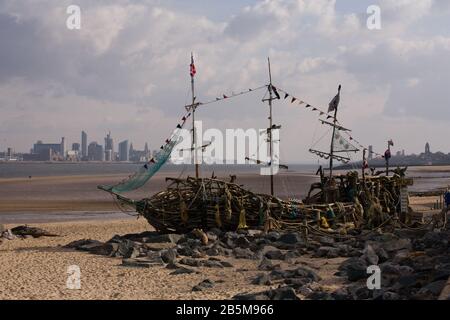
[0,0,449,163]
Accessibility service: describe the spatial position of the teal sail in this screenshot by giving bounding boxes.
[99,112,191,194]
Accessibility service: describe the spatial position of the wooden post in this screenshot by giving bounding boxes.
[362,148,367,183]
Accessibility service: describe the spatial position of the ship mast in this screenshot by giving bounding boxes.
[190,53,200,179]
[267,58,275,196]
[328,85,341,178]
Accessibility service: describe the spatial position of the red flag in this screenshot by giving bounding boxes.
[190,54,196,77]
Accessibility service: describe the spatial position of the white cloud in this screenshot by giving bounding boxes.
[0,0,449,161]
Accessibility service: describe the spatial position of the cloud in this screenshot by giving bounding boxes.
[0,0,449,162]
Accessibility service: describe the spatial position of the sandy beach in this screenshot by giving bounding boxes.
[0,165,449,300]
[0,219,345,300]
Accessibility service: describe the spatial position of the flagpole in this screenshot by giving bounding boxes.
[268,57,274,196]
[190,53,199,179]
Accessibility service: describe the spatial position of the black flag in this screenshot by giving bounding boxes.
[328,84,341,113]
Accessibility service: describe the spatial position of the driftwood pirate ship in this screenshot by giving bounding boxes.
[99,56,438,234]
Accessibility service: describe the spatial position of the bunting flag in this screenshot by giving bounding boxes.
[176,124,182,129]
[271,85,281,99]
[190,54,196,77]
[328,84,341,113]
[276,87,330,116]
[223,94,228,99]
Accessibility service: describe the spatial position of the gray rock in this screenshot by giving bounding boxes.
[90,243,119,256]
[192,279,215,291]
[235,236,251,248]
[269,286,300,300]
[179,257,203,267]
[191,249,205,259]
[202,260,224,268]
[396,274,420,289]
[316,246,340,258]
[220,261,234,268]
[177,245,194,257]
[252,273,272,285]
[124,247,140,259]
[346,260,368,281]
[278,232,302,244]
[382,238,412,252]
[270,269,295,280]
[258,257,275,271]
[205,247,219,256]
[116,239,136,257]
[317,236,335,246]
[284,251,299,262]
[265,250,284,260]
[65,239,104,251]
[122,257,164,268]
[165,262,180,269]
[421,280,446,296]
[265,231,281,242]
[160,248,177,264]
[283,278,311,288]
[382,291,400,300]
[247,229,262,237]
[294,266,322,282]
[206,232,218,242]
[170,267,196,275]
[363,244,379,265]
[233,247,254,259]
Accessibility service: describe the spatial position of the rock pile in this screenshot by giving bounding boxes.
[65,225,450,300]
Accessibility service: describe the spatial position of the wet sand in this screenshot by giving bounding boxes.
[0,219,345,300]
[0,172,319,223]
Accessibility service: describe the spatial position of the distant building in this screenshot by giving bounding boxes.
[81,131,87,159]
[61,137,66,158]
[27,137,65,161]
[368,145,373,160]
[104,132,114,161]
[118,140,129,162]
[88,142,104,161]
[72,143,80,152]
[425,142,431,155]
